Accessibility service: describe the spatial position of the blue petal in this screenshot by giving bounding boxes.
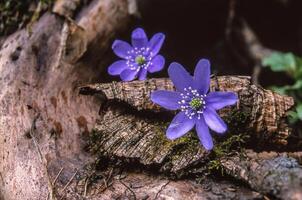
[112,40,132,59]
[168,62,194,92]
[151,90,181,110]
[131,28,148,48]
[148,33,165,55]
[138,68,148,80]
[196,118,213,150]
[194,59,211,94]
[120,69,138,81]
[148,55,165,73]
[203,107,227,134]
[206,92,238,110]
[166,112,195,140]
[108,60,128,75]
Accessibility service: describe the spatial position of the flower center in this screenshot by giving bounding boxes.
[135,55,146,65]
[190,98,203,109]
[178,87,206,120]
[126,47,153,72]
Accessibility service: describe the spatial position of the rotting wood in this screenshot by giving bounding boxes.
[86,104,302,199]
[80,76,294,146]
[220,150,302,200]
[88,104,208,175]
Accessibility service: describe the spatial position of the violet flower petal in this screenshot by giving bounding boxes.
[149,33,165,55]
[206,92,238,110]
[203,107,227,134]
[120,69,138,81]
[138,68,148,80]
[166,112,195,140]
[107,60,127,75]
[112,40,132,59]
[131,28,148,48]
[193,59,211,94]
[148,55,165,73]
[151,90,182,110]
[196,117,213,150]
[168,62,194,92]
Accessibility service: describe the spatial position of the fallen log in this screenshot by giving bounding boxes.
[85,104,302,199]
[221,150,302,200]
[87,104,207,175]
[80,76,294,146]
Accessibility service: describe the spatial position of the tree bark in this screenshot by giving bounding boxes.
[64,171,263,200]
[0,0,132,199]
[83,103,302,199]
[0,0,300,199]
[80,76,294,146]
[221,150,302,200]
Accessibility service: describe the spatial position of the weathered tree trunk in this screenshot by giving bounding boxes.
[80,76,294,146]
[0,0,132,199]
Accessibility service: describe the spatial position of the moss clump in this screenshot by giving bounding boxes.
[207,133,249,175]
[152,121,200,152]
[0,0,53,36]
[224,109,250,133]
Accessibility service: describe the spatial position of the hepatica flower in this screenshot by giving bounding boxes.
[151,59,238,150]
[108,28,165,81]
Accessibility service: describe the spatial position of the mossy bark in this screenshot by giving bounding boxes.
[81,76,294,146]
[81,77,301,199]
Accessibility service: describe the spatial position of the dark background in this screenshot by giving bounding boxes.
[109,0,302,87]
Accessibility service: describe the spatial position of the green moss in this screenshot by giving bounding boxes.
[206,109,250,176]
[224,109,249,133]
[151,121,199,152]
[0,0,53,36]
[207,133,249,175]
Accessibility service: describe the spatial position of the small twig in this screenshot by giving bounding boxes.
[106,168,114,184]
[153,180,170,200]
[52,168,64,186]
[83,177,89,197]
[103,176,108,188]
[119,179,137,200]
[59,169,78,200]
[46,168,64,200]
[99,182,113,193]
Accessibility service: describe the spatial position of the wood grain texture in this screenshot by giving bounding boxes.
[80,76,294,146]
[89,104,208,175]
[86,106,302,199]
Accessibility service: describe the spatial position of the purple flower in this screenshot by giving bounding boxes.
[151,59,238,150]
[108,28,165,81]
